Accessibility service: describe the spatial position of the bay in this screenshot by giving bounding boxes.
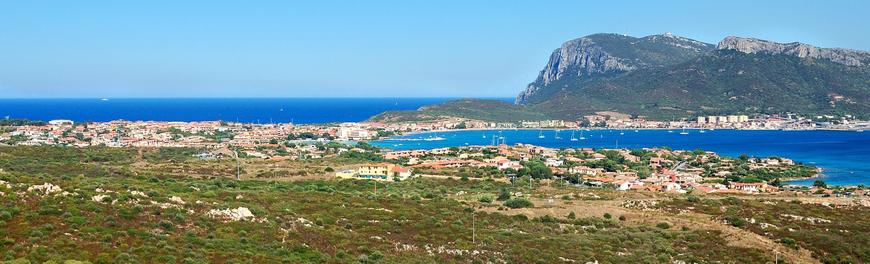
[372,129,870,186]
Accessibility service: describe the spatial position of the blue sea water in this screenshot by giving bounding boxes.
[0,98,509,124]
[372,129,870,186]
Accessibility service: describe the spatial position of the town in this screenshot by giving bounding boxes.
[1,111,867,150]
[4,117,866,197]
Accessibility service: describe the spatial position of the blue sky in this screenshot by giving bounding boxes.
[1,0,868,98]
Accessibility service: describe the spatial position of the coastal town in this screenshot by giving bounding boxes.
[2,116,865,198]
[1,111,867,150]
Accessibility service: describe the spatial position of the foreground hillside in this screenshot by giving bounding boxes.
[0,146,867,263]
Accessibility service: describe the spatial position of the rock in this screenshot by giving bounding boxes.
[169,196,186,204]
[206,207,256,222]
[92,194,110,203]
[28,183,63,195]
[718,36,870,66]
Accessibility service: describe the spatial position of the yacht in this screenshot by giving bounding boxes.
[570,130,578,141]
[679,127,689,135]
[579,131,587,140]
[538,129,545,139]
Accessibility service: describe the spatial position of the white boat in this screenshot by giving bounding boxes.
[668,130,674,133]
[579,131,587,140]
[423,136,445,141]
[679,127,689,135]
[570,130,578,141]
[699,130,706,133]
[538,129,545,139]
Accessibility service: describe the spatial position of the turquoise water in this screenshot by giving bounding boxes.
[372,129,870,186]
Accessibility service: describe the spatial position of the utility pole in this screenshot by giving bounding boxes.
[472,210,476,244]
[235,149,241,181]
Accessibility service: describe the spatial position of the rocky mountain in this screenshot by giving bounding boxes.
[717,36,870,66]
[518,33,870,119]
[516,33,715,104]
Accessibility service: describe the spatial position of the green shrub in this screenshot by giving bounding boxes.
[656,222,671,229]
[603,213,612,219]
[496,189,511,201]
[503,198,533,209]
[779,237,798,249]
[0,211,11,221]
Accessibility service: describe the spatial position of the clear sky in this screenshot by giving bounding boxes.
[1,0,868,98]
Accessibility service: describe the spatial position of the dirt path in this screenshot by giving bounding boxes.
[481,197,820,264]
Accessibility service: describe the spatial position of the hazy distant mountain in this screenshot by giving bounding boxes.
[518,33,870,119]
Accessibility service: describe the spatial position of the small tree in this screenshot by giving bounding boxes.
[812,180,827,189]
[504,198,533,209]
[496,188,511,201]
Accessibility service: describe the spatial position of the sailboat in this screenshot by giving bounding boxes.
[679,127,689,135]
[554,130,561,139]
[538,129,545,139]
[579,131,587,140]
[570,130,578,141]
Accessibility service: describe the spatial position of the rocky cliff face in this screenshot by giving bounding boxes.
[516,33,714,104]
[515,36,636,104]
[717,36,870,66]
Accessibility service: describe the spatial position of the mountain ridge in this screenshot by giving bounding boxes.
[516,33,870,119]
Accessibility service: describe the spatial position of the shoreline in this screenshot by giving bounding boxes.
[385,127,867,138]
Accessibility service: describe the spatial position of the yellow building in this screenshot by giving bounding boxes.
[336,163,413,181]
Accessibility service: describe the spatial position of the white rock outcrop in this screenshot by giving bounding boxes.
[28,183,63,195]
[206,207,255,222]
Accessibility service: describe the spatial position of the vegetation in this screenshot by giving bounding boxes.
[0,146,856,263]
[661,196,870,263]
[368,99,549,122]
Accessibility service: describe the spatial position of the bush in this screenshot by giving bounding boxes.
[478,196,492,204]
[779,237,798,249]
[0,211,11,221]
[724,216,745,227]
[656,222,671,229]
[503,198,533,209]
[603,213,612,219]
[158,220,174,230]
[496,189,511,201]
[566,212,576,219]
[618,215,626,221]
[686,195,701,203]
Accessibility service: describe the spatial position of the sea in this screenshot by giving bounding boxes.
[371,129,870,186]
[1,98,867,186]
[0,98,498,124]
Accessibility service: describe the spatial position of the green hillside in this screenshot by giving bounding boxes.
[369,99,549,122]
